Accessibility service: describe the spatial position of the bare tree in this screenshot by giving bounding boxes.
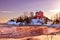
[16,16,24,22]
[52,12,60,24]
[29,12,34,18]
[44,16,48,24]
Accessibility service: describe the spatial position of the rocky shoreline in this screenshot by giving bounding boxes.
[0,26,60,38]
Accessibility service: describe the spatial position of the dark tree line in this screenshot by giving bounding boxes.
[16,12,34,25]
[16,16,33,25]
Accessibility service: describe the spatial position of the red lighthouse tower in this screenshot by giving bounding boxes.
[35,10,44,18]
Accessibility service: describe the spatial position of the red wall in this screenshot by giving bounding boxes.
[35,11,44,18]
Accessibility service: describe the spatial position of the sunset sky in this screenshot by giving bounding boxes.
[0,0,60,23]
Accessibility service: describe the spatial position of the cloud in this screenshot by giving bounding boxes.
[0,11,16,13]
[0,11,25,23]
[0,11,16,18]
[0,11,18,23]
[50,9,60,13]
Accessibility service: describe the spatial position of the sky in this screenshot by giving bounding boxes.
[0,0,60,23]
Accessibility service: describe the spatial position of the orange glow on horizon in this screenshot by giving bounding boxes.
[0,17,8,23]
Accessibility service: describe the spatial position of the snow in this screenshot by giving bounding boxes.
[30,18,44,25]
[51,24,60,27]
[43,24,51,26]
[43,23,60,28]
[7,18,44,25]
[7,21,20,25]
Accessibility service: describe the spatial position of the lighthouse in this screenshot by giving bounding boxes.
[35,10,44,18]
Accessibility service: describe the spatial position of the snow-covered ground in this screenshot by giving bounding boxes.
[51,24,60,27]
[44,24,60,28]
[7,18,44,26]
